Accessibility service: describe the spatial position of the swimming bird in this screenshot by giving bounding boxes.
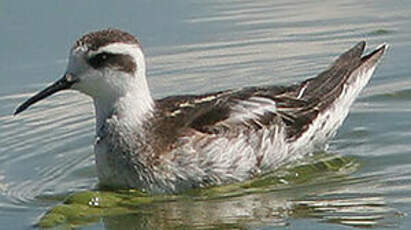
[14,29,387,194]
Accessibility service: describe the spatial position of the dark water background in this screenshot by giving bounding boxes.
[1,0,411,229]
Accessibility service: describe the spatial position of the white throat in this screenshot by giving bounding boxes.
[93,75,154,136]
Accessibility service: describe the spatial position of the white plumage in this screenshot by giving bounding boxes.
[14,29,387,194]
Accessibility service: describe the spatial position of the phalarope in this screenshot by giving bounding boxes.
[15,29,387,194]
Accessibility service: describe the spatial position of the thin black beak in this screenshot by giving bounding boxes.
[14,73,78,115]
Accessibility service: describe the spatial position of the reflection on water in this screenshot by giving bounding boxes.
[1,0,411,229]
[294,194,401,228]
[96,177,403,229]
[37,154,402,229]
[45,178,402,229]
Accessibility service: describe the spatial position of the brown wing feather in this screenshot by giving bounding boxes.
[148,41,386,154]
[276,41,386,138]
[153,86,288,135]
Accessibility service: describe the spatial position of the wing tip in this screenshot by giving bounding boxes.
[357,40,367,51]
[335,41,367,65]
[361,42,389,63]
[377,42,389,51]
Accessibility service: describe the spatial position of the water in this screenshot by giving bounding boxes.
[1,0,410,229]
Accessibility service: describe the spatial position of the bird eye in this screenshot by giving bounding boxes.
[89,52,112,69]
[87,52,137,73]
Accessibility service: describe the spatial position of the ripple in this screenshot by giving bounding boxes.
[149,0,399,99]
[294,194,402,228]
[0,91,96,205]
[1,0,411,229]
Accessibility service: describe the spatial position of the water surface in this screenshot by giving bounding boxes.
[1,0,411,229]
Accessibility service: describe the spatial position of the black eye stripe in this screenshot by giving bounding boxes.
[88,52,137,74]
[88,52,114,69]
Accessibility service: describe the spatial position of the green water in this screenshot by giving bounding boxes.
[38,153,359,228]
[1,0,411,229]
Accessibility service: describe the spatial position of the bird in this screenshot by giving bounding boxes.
[14,29,387,194]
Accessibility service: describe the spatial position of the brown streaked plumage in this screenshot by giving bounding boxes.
[14,29,388,194]
[146,42,386,154]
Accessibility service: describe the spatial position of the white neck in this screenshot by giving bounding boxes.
[93,70,154,137]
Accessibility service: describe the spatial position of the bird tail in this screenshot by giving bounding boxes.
[287,42,387,148]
